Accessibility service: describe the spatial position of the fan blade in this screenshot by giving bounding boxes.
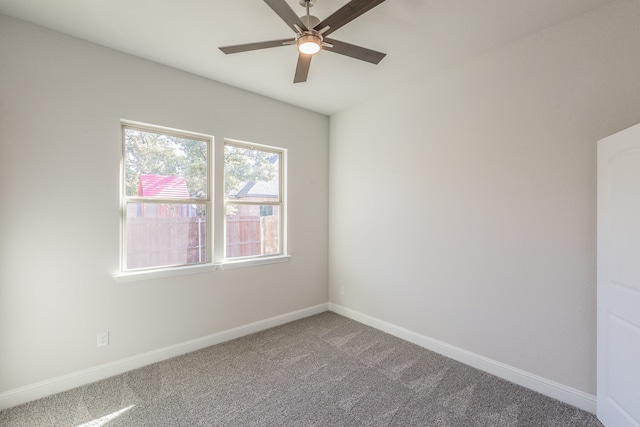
[314,0,386,37]
[264,0,307,33]
[323,38,386,64]
[219,38,295,54]
[294,53,312,83]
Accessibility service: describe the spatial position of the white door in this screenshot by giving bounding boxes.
[597,123,640,427]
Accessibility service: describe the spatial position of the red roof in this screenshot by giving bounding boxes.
[138,174,189,198]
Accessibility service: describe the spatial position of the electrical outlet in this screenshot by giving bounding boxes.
[97,332,109,347]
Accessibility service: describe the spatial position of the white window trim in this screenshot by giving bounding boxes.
[118,120,213,275]
[219,254,291,270]
[113,255,292,283]
[113,126,291,283]
[221,139,288,263]
[114,263,218,284]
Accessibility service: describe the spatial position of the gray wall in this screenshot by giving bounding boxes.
[3,0,640,407]
[329,0,640,396]
[0,14,329,393]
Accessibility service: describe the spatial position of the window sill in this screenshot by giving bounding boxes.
[113,255,292,283]
[219,255,291,270]
[113,263,217,284]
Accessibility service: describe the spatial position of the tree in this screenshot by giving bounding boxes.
[124,128,207,198]
[124,128,278,203]
[224,145,278,198]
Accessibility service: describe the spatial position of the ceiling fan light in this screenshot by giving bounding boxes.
[297,34,321,55]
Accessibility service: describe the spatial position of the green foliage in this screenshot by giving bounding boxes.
[124,128,207,198]
[124,128,278,208]
[224,145,278,198]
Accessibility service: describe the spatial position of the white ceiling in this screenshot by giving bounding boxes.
[0,0,614,115]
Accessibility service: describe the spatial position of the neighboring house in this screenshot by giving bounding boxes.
[133,173,191,217]
[228,153,280,213]
[229,179,278,217]
[138,173,189,198]
[230,178,278,200]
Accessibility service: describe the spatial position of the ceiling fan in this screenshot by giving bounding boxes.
[219,0,387,83]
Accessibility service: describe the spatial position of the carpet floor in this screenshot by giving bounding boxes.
[0,311,603,426]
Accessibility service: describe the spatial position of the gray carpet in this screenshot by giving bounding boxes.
[0,312,603,426]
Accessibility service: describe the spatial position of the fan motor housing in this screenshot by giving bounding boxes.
[300,14,320,29]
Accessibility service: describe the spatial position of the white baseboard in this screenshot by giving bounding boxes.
[328,303,597,414]
[1,302,597,414]
[0,303,328,411]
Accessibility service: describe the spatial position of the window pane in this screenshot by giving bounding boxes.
[126,202,207,269]
[226,204,280,258]
[224,145,279,203]
[124,127,208,199]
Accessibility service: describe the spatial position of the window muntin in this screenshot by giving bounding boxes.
[224,142,284,260]
[122,124,211,271]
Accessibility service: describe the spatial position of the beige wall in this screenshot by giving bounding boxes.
[329,0,640,396]
[0,14,329,394]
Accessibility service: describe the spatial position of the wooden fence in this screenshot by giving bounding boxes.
[126,215,278,269]
[126,216,206,269]
[225,215,279,258]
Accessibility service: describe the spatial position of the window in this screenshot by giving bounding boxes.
[224,141,284,260]
[117,123,288,281]
[121,123,211,272]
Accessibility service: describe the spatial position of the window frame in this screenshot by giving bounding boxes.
[113,124,291,283]
[222,139,287,263]
[117,121,214,276]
